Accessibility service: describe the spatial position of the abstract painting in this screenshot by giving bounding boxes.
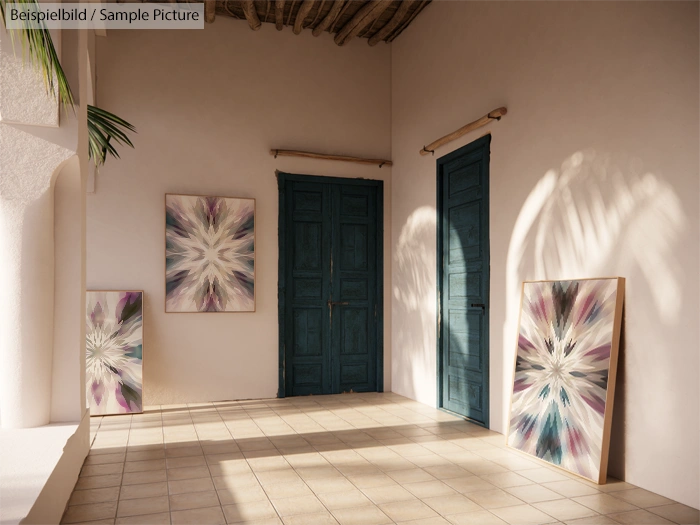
[507,278,624,483]
[166,194,255,312]
[86,291,143,415]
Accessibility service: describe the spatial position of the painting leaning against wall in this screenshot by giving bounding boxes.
[165,194,255,312]
[86,291,143,415]
[507,277,625,483]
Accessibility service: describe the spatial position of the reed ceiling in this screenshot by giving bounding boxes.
[133,1,432,46]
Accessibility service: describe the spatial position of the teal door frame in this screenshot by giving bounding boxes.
[277,172,384,398]
[436,134,491,427]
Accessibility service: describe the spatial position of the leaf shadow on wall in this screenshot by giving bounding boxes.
[504,150,687,480]
[393,206,438,404]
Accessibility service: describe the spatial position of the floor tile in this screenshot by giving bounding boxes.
[444,476,498,494]
[422,464,472,480]
[122,470,167,486]
[119,482,168,500]
[504,484,565,503]
[403,480,457,498]
[612,488,676,508]
[607,509,675,524]
[518,468,570,484]
[169,490,220,511]
[572,493,638,514]
[167,455,207,469]
[282,512,339,525]
[116,495,169,517]
[421,493,482,515]
[388,468,437,484]
[318,488,373,510]
[172,505,227,525]
[223,499,279,523]
[115,512,170,524]
[379,499,439,521]
[331,505,393,525]
[361,484,416,504]
[168,477,216,495]
[217,483,269,504]
[305,477,356,494]
[271,494,327,516]
[123,459,165,473]
[480,472,536,488]
[75,473,123,490]
[533,499,599,521]
[62,502,118,524]
[395,517,451,525]
[541,480,600,498]
[81,463,124,477]
[263,480,313,499]
[466,489,523,509]
[490,504,558,525]
[648,503,700,524]
[446,510,508,525]
[68,486,120,505]
[564,516,621,525]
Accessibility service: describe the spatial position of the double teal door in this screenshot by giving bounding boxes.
[437,135,490,427]
[278,174,383,397]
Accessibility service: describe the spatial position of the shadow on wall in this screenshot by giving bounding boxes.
[503,150,687,479]
[393,206,437,404]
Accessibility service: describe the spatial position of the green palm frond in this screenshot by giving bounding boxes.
[88,105,136,166]
[1,0,136,165]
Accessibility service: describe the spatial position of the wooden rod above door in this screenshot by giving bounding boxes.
[270,149,392,168]
[420,107,507,156]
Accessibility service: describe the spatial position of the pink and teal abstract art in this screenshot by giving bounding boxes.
[166,194,255,312]
[508,278,624,483]
[86,291,143,415]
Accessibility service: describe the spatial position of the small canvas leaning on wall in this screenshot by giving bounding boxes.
[86,291,144,415]
[165,194,255,312]
[507,278,625,484]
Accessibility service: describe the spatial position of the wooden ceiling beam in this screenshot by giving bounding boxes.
[367,0,413,45]
[275,0,285,30]
[312,0,344,37]
[293,0,315,34]
[387,0,428,42]
[204,0,216,23]
[241,0,262,30]
[334,0,392,46]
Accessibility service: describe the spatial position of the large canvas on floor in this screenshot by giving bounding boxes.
[507,278,624,483]
[166,194,255,312]
[86,291,143,415]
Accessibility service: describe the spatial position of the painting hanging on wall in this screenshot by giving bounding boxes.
[165,194,255,312]
[507,277,625,484]
[86,291,143,415]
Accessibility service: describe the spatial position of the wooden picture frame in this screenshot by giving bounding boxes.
[506,277,625,484]
[165,193,256,313]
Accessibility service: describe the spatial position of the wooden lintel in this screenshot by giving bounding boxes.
[275,0,285,30]
[368,0,413,46]
[312,0,344,36]
[241,0,262,30]
[420,107,507,156]
[204,0,216,23]
[270,149,393,167]
[335,0,391,46]
[293,0,315,34]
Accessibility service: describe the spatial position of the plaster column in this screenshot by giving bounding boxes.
[0,26,76,428]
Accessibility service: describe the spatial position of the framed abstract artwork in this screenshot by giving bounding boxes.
[165,194,255,312]
[86,291,143,415]
[507,277,625,483]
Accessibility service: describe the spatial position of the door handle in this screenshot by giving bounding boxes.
[471,303,486,309]
[328,301,349,307]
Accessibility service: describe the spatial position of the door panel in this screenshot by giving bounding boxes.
[438,135,490,426]
[280,176,381,397]
[286,181,331,396]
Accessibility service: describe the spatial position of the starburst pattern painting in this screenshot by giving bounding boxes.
[166,194,255,312]
[86,291,143,415]
[508,278,624,483]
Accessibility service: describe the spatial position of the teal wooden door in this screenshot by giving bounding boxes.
[278,174,383,397]
[437,135,490,426]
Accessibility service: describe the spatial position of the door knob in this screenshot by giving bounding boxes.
[328,301,349,307]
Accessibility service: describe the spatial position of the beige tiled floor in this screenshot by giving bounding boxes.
[62,393,699,525]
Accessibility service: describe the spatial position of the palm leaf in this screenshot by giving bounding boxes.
[0,0,136,165]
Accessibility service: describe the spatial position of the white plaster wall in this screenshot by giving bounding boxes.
[90,19,392,405]
[390,1,699,508]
